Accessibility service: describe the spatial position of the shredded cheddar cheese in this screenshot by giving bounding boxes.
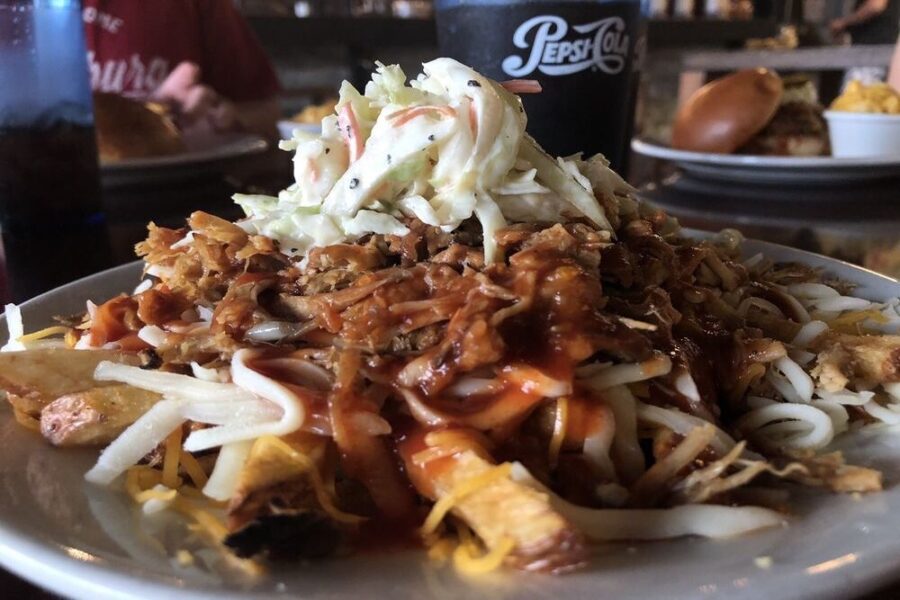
[420,463,513,536]
[126,466,227,542]
[125,466,161,498]
[162,427,184,489]
[251,436,366,524]
[549,397,569,467]
[17,325,70,343]
[450,522,515,575]
[176,500,230,540]
[179,449,209,489]
[426,537,457,563]
[122,462,262,577]
[175,549,195,567]
[829,309,889,333]
[453,536,516,575]
[176,501,266,578]
[176,484,228,508]
[135,485,178,504]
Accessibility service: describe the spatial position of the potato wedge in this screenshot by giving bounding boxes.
[40,384,162,447]
[0,348,142,416]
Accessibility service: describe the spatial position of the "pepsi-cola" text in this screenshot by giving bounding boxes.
[502,15,629,78]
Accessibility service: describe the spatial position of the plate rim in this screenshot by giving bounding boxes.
[685,228,900,288]
[100,135,268,172]
[0,239,899,599]
[631,138,900,169]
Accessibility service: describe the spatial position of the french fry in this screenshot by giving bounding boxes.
[40,384,162,447]
[228,433,339,529]
[0,348,142,416]
[223,434,354,560]
[398,430,587,573]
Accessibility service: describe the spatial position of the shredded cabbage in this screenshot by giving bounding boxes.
[237,58,615,263]
[2,303,25,352]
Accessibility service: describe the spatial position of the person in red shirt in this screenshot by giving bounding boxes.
[83,0,281,139]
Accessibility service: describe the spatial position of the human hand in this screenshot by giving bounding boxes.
[829,17,848,36]
[152,62,239,132]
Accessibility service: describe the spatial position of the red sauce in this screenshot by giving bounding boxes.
[234,272,273,286]
[90,295,147,349]
[351,515,424,554]
[394,424,457,499]
[136,287,186,326]
[563,394,609,447]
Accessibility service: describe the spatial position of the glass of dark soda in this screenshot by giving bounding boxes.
[0,0,112,303]
[435,0,645,173]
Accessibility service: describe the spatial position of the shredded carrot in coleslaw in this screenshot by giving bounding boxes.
[389,105,457,127]
[500,79,543,94]
[338,104,364,162]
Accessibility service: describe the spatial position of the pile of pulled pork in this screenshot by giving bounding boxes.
[21,188,893,573]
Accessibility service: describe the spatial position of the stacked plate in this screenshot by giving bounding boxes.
[632,138,900,185]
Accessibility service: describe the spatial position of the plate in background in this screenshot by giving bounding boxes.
[0,239,899,600]
[101,133,268,188]
[277,121,320,140]
[632,138,900,185]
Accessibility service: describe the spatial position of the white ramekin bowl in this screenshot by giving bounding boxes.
[824,110,900,158]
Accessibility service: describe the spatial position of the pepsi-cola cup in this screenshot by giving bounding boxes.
[0,0,112,301]
[435,0,645,172]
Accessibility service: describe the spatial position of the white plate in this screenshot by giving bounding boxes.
[1,239,900,600]
[277,121,320,140]
[632,138,900,185]
[100,134,268,188]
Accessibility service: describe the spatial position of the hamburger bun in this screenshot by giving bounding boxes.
[93,93,185,163]
[730,75,830,157]
[671,68,783,153]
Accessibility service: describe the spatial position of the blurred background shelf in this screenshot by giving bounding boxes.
[248,16,781,49]
[248,15,783,115]
[248,16,436,48]
[682,44,895,70]
[647,18,779,47]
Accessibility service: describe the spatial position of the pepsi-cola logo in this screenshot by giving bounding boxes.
[502,15,629,78]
